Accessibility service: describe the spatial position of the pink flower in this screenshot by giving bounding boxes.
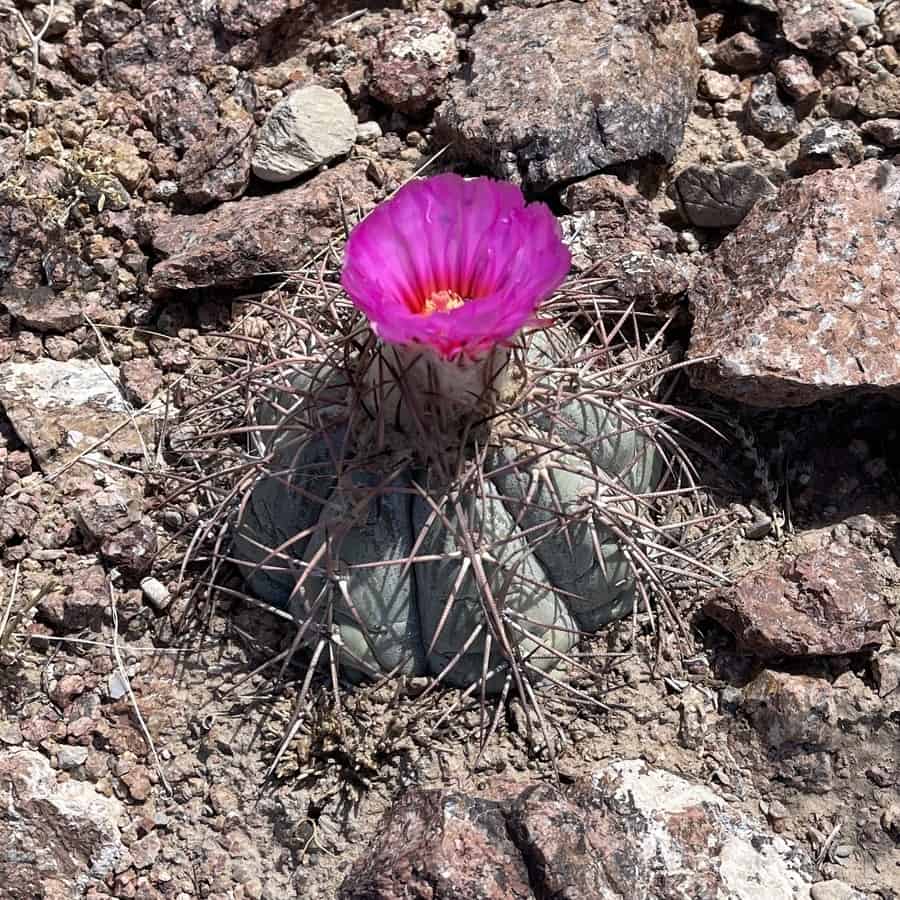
[341,174,571,358]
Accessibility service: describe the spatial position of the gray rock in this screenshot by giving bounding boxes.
[0,749,125,900]
[688,160,900,406]
[746,73,799,145]
[57,745,90,770]
[355,121,382,144]
[251,85,356,183]
[810,880,868,900]
[793,119,865,173]
[435,0,698,190]
[672,162,777,228]
[861,116,900,147]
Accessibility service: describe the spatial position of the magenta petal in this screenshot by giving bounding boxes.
[341,174,571,358]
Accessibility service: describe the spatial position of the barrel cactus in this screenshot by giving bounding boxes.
[179,174,704,703]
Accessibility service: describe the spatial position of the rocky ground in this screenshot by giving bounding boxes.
[1,0,900,898]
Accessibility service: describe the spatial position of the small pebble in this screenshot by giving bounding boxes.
[140,576,171,612]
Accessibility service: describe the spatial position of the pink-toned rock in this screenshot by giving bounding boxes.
[561,174,695,309]
[342,761,814,898]
[435,0,698,189]
[369,6,458,113]
[776,0,871,55]
[340,789,533,900]
[688,161,900,405]
[0,749,126,900]
[148,161,379,294]
[705,544,889,658]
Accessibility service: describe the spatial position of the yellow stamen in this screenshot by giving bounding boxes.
[422,289,466,315]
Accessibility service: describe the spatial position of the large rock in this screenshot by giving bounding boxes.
[0,359,153,469]
[369,6,458,113]
[341,760,814,899]
[0,749,126,900]
[435,0,698,190]
[705,544,890,658]
[148,161,379,293]
[561,175,695,308]
[688,161,900,405]
[776,0,873,55]
[251,85,356,183]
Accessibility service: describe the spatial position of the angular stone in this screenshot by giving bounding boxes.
[860,117,900,147]
[251,85,356,183]
[0,749,125,900]
[777,0,865,55]
[342,761,814,898]
[858,75,900,119]
[369,7,458,113]
[775,56,822,104]
[176,104,255,208]
[672,162,777,229]
[743,670,837,751]
[0,285,84,333]
[435,0,698,190]
[705,544,889,658]
[793,119,864,173]
[560,175,695,308]
[149,161,379,294]
[745,73,799,145]
[0,359,151,468]
[712,32,773,73]
[119,357,164,408]
[339,789,532,899]
[688,160,900,405]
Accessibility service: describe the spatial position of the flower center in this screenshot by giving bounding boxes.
[421,289,466,316]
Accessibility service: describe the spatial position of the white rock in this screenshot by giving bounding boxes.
[810,880,868,900]
[252,85,356,183]
[356,120,383,145]
[0,749,125,896]
[0,358,158,469]
[600,760,814,899]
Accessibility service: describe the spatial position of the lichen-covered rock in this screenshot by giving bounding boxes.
[251,85,356,183]
[705,544,889,658]
[688,160,900,406]
[435,0,698,189]
[148,161,379,293]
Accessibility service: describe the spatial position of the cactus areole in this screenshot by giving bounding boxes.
[232,174,667,690]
